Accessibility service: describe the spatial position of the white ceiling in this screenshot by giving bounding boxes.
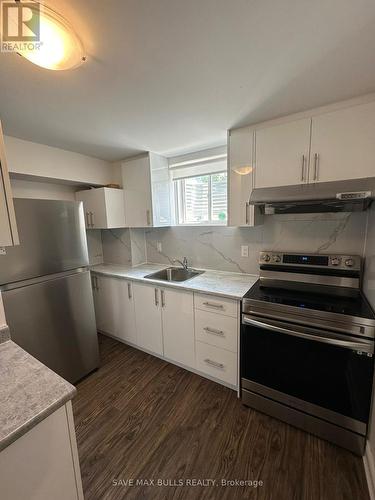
[1,0,375,161]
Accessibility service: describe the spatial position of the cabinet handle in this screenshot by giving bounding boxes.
[245,202,249,225]
[301,155,306,182]
[154,288,159,307]
[127,282,132,299]
[313,153,319,181]
[203,302,224,310]
[161,290,165,308]
[204,358,224,369]
[86,212,90,227]
[94,276,99,291]
[89,212,94,228]
[203,327,225,337]
[146,210,151,226]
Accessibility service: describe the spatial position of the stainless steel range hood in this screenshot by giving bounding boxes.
[249,178,375,214]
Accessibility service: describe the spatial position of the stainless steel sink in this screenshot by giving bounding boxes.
[144,267,204,282]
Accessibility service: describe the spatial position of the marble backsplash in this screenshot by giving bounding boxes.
[145,212,368,274]
[86,230,104,266]
[97,212,369,274]
[100,228,146,266]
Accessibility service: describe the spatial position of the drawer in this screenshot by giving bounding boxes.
[194,293,238,318]
[195,341,237,386]
[195,309,237,353]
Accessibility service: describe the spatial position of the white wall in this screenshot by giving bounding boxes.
[11,179,76,201]
[4,135,115,186]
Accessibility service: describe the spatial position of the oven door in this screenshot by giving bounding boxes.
[241,314,374,434]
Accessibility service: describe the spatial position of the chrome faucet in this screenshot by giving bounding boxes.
[173,257,189,270]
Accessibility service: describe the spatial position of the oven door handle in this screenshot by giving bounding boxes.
[242,316,374,354]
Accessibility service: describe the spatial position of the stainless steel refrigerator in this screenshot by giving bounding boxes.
[0,198,99,383]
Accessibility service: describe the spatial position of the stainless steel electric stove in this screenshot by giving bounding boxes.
[241,251,375,455]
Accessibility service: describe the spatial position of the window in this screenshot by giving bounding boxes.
[175,172,227,225]
[169,146,227,226]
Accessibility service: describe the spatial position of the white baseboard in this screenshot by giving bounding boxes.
[364,443,375,500]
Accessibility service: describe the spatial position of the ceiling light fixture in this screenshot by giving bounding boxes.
[233,165,253,175]
[15,2,86,70]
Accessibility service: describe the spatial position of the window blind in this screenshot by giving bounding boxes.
[169,145,227,180]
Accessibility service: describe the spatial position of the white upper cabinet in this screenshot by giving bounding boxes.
[75,187,125,229]
[0,121,18,247]
[122,153,172,228]
[161,287,194,367]
[228,127,262,227]
[254,118,312,189]
[310,101,375,183]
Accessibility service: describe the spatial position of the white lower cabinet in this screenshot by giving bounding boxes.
[194,293,238,387]
[92,274,240,389]
[133,282,163,355]
[162,287,195,367]
[195,341,237,386]
[92,274,115,334]
[195,309,237,353]
[132,283,195,363]
[0,402,83,500]
[116,280,137,344]
[93,275,137,344]
[195,292,238,318]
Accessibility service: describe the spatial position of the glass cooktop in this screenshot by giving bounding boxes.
[243,280,375,320]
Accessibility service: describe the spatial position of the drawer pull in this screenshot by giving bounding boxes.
[203,327,225,337]
[203,302,224,310]
[204,358,224,369]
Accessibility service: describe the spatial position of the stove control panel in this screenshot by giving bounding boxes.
[259,252,361,271]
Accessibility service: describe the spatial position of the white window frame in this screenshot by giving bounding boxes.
[174,171,228,226]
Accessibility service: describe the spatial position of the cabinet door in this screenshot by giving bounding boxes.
[122,156,153,227]
[93,275,116,335]
[0,404,83,500]
[115,280,137,344]
[150,153,172,227]
[161,288,195,367]
[133,282,163,355]
[228,127,257,226]
[310,101,375,183]
[103,188,126,228]
[76,189,107,229]
[255,118,311,188]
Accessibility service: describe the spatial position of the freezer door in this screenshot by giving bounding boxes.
[0,198,89,285]
[2,270,99,383]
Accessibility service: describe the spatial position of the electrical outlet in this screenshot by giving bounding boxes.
[157,241,162,253]
[0,248,6,255]
[241,245,249,258]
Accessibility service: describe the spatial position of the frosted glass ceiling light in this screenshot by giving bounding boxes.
[14,2,86,70]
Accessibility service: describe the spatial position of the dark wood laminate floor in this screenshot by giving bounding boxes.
[73,334,369,500]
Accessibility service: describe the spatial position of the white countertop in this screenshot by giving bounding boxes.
[91,263,258,300]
